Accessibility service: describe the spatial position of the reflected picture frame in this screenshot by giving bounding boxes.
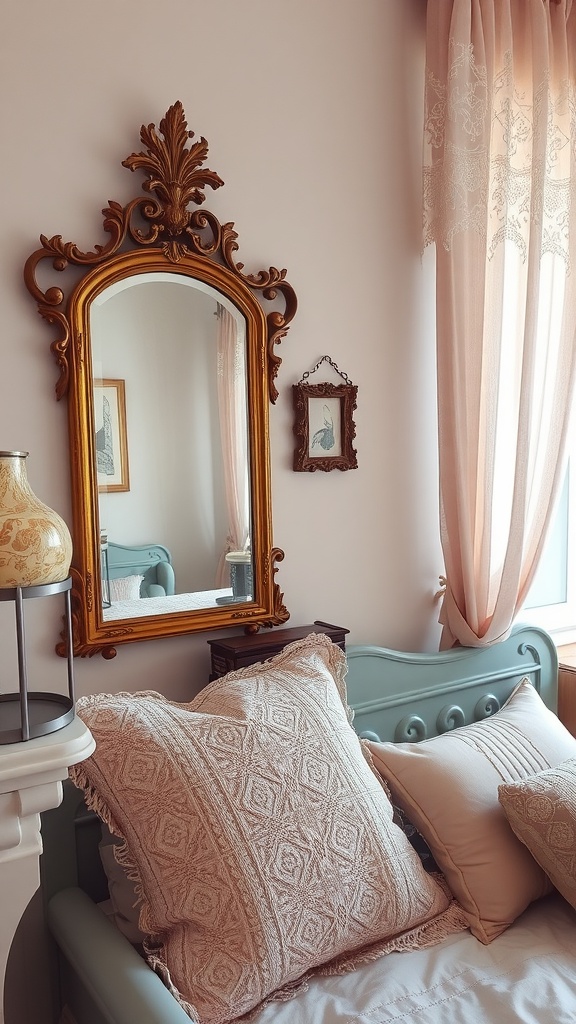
[94,378,130,492]
[292,381,358,472]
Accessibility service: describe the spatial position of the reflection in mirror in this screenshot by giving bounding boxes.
[90,274,253,621]
[23,101,297,657]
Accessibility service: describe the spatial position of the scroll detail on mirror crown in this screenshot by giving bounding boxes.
[122,101,225,238]
[23,101,297,404]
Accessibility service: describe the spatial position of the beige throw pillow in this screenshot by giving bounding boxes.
[71,635,464,1024]
[499,757,576,911]
[367,679,576,943]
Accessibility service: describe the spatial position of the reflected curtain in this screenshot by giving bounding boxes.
[215,304,250,587]
[425,0,576,648]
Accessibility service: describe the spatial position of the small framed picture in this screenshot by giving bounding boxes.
[93,378,130,492]
[292,382,358,472]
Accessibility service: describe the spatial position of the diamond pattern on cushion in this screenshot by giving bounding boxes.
[327,814,361,861]
[299,750,332,794]
[71,633,465,1024]
[269,839,311,886]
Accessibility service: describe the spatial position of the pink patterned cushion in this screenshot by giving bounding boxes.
[367,679,576,943]
[499,757,576,911]
[71,635,465,1024]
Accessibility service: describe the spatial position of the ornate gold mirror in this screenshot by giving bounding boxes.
[24,102,296,658]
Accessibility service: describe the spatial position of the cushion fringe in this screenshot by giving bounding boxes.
[146,952,201,1022]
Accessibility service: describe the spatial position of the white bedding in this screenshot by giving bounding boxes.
[102,588,236,620]
[253,894,576,1024]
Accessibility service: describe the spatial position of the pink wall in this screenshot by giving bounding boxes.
[1,0,440,710]
[1,2,442,1018]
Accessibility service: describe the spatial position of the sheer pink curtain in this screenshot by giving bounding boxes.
[425,0,576,648]
[215,304,250,587]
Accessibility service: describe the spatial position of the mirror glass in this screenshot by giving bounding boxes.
[24,101,297,657]
[91,273,253,621]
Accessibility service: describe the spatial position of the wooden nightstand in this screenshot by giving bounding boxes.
[208,620,349,681]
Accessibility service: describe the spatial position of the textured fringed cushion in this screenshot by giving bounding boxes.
[368,679,576,944]
[499,757,576,911]
[71,634,466,1024]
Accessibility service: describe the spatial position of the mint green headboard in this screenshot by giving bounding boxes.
[345,623,558,743]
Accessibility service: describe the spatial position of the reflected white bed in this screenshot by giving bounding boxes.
[102,588,240,620]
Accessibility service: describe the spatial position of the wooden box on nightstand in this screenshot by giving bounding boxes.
[208,620,349,681]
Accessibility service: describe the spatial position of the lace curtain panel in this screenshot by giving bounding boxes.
[424,0,576,647]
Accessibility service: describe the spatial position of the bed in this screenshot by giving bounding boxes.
[105,542,176,600]
[39,623,576,1024]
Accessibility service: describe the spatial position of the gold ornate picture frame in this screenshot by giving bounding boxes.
[292,380,358,472]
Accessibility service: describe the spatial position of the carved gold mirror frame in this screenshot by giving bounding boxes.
[24,102,297,658]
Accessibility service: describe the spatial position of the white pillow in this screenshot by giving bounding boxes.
[109,574,143,602]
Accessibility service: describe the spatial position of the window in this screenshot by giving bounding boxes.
[522,457,576,644]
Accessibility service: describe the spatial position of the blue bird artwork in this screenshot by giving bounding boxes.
[311,405,335,451]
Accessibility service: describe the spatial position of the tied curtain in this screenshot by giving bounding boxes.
[425,0,576,647]
[215,304,250,588]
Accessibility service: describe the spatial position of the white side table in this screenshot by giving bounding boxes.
[0,716,94,1024]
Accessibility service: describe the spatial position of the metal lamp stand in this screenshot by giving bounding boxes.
[0,577,75,744]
